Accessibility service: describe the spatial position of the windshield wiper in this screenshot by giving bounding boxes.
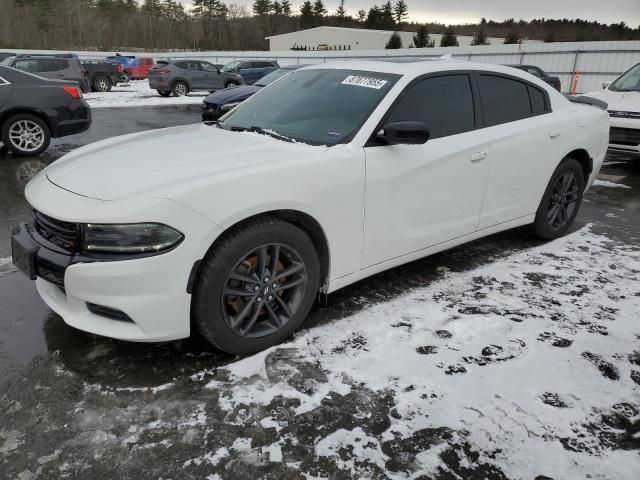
[227,125,293,143]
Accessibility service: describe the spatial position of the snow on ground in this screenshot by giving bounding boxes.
[84,80,208,109]
[2,225,639,479]
[593,179,632,189]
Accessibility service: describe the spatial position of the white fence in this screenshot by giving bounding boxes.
[5,40,640,93]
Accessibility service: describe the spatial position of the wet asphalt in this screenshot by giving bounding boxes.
[0,104,639,391]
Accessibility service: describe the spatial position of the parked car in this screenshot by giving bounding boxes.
[221,60,279,85]
[106,55,155,81]
[0,52,17,61]
[148,59,243,97]
[81,60,125,92]
[1,55,90,92]
[202,65,307,121]
[584,63,640,156]
[506,65,562,91]
[12,61,608,354]
[0,65,91,156]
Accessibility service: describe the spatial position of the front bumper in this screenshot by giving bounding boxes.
[608,117,640,154]
[14,175,221,342]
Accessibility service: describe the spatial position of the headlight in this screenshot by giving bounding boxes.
[221,101,241,111]
[80,223,184,254]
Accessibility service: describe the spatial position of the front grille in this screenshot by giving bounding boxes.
[610,127,640,147]
[33,211,80,253]
[608,110,640,120]
[36,256,66,287]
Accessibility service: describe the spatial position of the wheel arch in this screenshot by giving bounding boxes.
[171,78,190,90]
[564,148,592,183]
[190,209,331,295]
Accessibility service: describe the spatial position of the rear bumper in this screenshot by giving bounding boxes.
[51,100,91,138]
[149,79,169,90]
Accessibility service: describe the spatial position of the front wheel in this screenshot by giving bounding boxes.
[193,218,320,354]
[157,90,171,97]
[1,114,51,156]
[531,157,585,240]
[225,81,240,89]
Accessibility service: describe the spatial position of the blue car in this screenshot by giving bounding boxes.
[220,59,279,85]
[202,65,306,121]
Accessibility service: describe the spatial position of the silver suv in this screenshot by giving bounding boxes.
[148,60,244,97]
[1,55,90,92]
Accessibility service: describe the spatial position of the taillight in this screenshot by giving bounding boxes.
[117,64,123,73]
[63,86,82,99]
[155,69,171,75]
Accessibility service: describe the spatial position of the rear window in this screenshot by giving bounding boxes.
[478,74,532,126]
[528,85,547,115]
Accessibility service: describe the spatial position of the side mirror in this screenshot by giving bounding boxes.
[602,82,611,90]
[377,121,430,145]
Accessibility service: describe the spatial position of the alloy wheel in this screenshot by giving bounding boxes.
[221,243,308,338]
[547,171,579,229]
[96,78,109,91]
[8,120,45,153]
[174,83,187,96]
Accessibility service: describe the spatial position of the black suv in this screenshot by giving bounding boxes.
[506,65,562,91]
[0,66,91,156]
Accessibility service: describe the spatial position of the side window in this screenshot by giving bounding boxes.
[239,62,251,70]
[478,74,532,126]
[177,61,200,70]
[200,62,218,72]
[386,74,476,140]
[13,60,38,72]
[528,85,547,115]
[40,59,67,72]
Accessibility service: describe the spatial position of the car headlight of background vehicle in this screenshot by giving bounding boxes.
[221,101,241,112]
[80,223,184,253]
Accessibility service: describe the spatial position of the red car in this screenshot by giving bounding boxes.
[107,56,155,81]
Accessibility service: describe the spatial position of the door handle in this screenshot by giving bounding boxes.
[549,130,561,138]
[470,151,487,162]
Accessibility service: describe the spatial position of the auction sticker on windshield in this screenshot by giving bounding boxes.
[342,75,388,89]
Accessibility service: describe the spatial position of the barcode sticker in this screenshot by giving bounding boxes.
[341,75,388,89]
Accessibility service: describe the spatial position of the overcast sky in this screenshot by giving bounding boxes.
[178,1,639,26]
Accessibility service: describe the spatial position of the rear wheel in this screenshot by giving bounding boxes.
[531,157,585,240]
[157,90,172,97]
[193,218,320,354]
[92,75,112,92]
[172,81,188,97]
[1,114,51,157]
[122,70,131,82]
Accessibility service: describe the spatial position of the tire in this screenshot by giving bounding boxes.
[193,218,320,354]
[172,81,189,97]
[157,90,172,97]
[531,157,585,240]
[122,70,131,82]
[1,113,51,157]
[92,75,112,92]
[225,80,240,89]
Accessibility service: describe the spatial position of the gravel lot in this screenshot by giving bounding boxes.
[0,106,639,480]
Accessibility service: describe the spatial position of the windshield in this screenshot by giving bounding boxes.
[255,68,294,87]
[610,63,640,92]
[219,69,400,145]
[222,60,242,72]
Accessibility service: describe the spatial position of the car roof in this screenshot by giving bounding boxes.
[299,59,529,77]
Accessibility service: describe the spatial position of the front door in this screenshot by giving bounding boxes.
[363,73,491,267]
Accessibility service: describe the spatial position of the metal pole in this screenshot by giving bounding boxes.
[569,50,580,93]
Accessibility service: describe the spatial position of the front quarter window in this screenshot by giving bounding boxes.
[219,69,400,145]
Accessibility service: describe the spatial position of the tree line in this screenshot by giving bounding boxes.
[0,0,638,51]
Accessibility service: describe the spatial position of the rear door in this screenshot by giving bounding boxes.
[238,62,257,84]
[0,74,13,109]
[37,59,70,80]
[177,61,203,88]
[475,72,558,229]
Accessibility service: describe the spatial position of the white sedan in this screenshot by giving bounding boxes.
[12,60,610,354]
[585,62,640,155]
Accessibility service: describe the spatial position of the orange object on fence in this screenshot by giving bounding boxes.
[570,70,581,95]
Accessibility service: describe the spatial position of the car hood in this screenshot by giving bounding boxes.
[585,89,640,112]
[203,85,261,104]
[44,123,323,201]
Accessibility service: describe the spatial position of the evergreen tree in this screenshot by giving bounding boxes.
[252,0,272,16]
[365,6,381,29]
[272,0,282,15]
[504,31,521,44]
[312,0,327,18]
[544,31,556,43]
[393,0,408,24]
[380,1,395,29]
[471,28,489,45]
[193,0,228,19]
[385,31,402,49]
[413,24,434,48]
[299,0,314,28]
[280,0,292,16]
[336,0,346,18]
[356,9,366,23]
[440,27,459,47]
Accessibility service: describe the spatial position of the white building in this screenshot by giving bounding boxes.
[266,26,505,51]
